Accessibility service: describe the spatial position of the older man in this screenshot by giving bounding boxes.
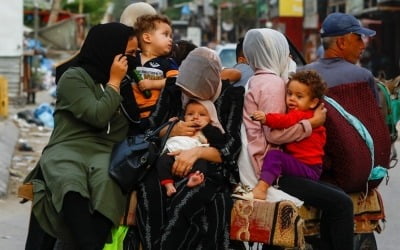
[301,12,378,101]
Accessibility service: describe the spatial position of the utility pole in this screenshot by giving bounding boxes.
[216,2,221,44]
[33,0,39,43]
[79,0,84,14]
[48,0,62,26]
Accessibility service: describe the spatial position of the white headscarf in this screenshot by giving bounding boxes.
[119,2,157,27]
[176,47,222,108]
[243,28,290,82]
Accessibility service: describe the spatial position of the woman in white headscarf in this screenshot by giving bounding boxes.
[239,28,354,250]
[239,28,322,185]
[136,47,245,249]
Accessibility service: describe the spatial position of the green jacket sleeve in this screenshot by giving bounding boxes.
[57,67,123,129]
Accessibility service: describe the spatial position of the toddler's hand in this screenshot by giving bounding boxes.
[251,111,266,124]
[138,79,160,91]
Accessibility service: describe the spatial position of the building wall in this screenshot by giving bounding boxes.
[0,57,22,97]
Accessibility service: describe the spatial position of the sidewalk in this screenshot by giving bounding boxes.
[0,120,19,197]
[0,90,54,198]
[0,90,54,249]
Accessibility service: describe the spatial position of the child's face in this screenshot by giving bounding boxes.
[184,102,211,129]
[286,80,319,111]
[150,21,173,56]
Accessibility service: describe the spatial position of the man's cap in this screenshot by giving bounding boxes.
[320,12,376,38]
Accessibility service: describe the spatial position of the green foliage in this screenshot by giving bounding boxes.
[163,7,181,20]
[221,1,257,34]
[62,0,108,25]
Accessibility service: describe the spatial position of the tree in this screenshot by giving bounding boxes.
[62,0,108,25]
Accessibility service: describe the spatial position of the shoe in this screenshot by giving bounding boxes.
[232,183,252,195]
[231,190,266,202]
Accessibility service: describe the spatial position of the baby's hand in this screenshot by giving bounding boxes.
[250,111,266,124]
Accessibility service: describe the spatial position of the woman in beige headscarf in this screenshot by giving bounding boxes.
[136,47,245,249]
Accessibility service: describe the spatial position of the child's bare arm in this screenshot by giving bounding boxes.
[220,68,241,83]
[138,78,166,90]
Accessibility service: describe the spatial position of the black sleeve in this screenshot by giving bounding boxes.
[202,124,225,148]
[146,78,182,130]
[120,76,141,123]
[214,83,245,185]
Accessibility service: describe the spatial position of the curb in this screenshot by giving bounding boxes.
[0,119,19,197]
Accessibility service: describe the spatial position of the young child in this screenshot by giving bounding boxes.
[156,99,225,196]
[170,40,197,66]
[235,70,327,200]
[132,14,179,118]
[219,38,253,86]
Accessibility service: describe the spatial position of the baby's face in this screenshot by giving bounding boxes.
[184,102,210,129]
[286,80,319,111]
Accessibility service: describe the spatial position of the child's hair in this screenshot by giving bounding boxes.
[170,40,197,66]
[185,99,203,111]
[289,70,327,99]
[134,14,171,40]
[236,37,244,61]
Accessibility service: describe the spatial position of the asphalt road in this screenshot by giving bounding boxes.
[0,196,30,250]
[375,140,400,249]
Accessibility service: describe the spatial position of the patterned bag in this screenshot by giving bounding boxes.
[230,199,305,248]
[299,189,386,235]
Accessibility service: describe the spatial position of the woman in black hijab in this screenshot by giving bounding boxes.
[24,23,137,250]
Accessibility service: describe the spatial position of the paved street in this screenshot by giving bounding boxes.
[0,196,31,250]
[1,90,400,249]
[375,140,400,249]
[0,90,54,249]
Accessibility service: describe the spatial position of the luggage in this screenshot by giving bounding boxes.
[230,199,305,248]
[322,82,391,192]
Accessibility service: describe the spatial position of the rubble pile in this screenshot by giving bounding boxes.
[8,115,51,196]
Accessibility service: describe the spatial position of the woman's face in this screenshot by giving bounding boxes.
[125,36,138,56]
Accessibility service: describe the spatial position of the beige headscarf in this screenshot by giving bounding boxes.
[120,2,157,27]
[176,47,222,108]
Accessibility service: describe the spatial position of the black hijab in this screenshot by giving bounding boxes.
[56,22,135,84]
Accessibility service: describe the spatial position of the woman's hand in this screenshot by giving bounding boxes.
[169,148,200,177]
[109,54,128,88]
[309,103,327,128]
